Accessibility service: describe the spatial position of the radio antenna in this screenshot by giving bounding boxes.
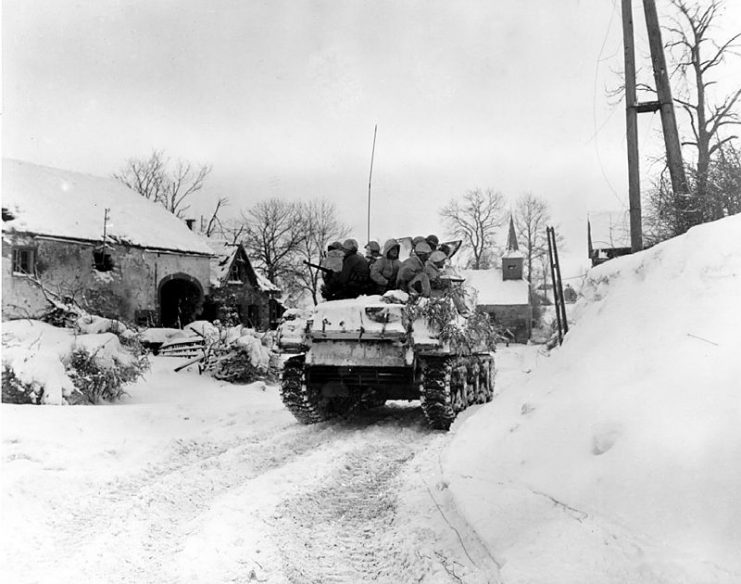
[367,124,378,243]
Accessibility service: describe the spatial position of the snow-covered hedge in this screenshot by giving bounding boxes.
[203,325,276,383]
[2,319,149,405]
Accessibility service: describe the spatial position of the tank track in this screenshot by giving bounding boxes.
[279,357,330,424]
[419,354,495,430]
[280,357,360,424]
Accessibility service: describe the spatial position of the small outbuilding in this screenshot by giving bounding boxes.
[588,211,632,267]
[202,239,283,330]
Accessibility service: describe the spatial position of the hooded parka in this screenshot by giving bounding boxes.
[370,238,401,293]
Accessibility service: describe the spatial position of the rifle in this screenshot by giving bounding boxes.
[303,260,334,274]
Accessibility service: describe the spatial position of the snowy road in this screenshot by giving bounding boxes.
[2,358,500,584]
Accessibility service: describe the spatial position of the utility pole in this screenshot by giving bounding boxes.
[102,208,111,245]
[621,0,643,253]
[620,0,688,252]
[642,0,689,207]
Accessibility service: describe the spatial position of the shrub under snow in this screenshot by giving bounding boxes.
[1,320,148,405]
[204,326,275,383]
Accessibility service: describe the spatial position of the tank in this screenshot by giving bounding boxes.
[276,286,495,430]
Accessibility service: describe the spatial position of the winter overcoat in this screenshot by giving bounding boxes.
[370,239,401,293]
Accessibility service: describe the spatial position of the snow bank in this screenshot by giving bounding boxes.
[2,320,139,405]
[445,214,741,583]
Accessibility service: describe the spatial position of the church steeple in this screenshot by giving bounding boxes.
[502,215,523,281]
[506,216,519,252]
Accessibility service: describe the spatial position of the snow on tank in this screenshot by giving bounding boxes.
[277,287,497,430]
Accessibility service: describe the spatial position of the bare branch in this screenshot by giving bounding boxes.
[113,151,212,219]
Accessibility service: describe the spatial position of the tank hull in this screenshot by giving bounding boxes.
[277,295,497,430]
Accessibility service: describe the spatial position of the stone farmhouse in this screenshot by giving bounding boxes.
[2,159,281,329]
[461,218,532,343]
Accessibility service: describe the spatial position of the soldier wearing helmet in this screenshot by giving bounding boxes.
[364,240,382,266]
[397,241,432,296]
[425,250,450,295]
[338,239,370,298]
[320,238,370,300]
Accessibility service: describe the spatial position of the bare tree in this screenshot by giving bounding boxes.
[645,140,741,244]
[662,0,741,226]
[294,199,350,305]
[512,193,559,285]
[114,150,212,219]
[203,196,229,237]
[708,141,741,217]
[440,189,506,269]
[241,198,306,287]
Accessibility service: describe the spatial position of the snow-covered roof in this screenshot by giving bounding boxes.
[205,239,239,287]
[588,210,631,249]
[255,271,280,293]
[2,159,213,255]
[204,237,280,293]
[461,268,530,306]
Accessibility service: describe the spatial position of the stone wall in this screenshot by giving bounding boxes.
[2,235,210,324]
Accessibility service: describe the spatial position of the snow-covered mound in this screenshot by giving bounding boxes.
[2,320,141,405]
[445,214,741,583]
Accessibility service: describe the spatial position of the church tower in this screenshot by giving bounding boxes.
[502,216,523,281]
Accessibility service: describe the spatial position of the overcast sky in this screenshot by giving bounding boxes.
[3,0,740,277]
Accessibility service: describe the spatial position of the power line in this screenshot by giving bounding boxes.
[592,0,626,208]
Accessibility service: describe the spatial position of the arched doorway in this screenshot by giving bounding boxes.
[158,274,204,328]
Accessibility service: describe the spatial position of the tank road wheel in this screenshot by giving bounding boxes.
[464,361,477,405]
[469,361,483,404]
[419,357,456,430]
[478,355,495,403]
[280,357,330,424]
[451,364,467,413]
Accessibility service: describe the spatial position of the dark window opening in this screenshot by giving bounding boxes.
[12,248,35,275]
[93,246,115,272]
[228,262,242,282]
[2,208,16,222]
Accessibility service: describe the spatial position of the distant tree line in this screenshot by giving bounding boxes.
[439,188,562,291]
[114,149,562,305]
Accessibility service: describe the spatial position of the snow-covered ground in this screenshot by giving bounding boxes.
[1,357,499,583]
[2,214,739,583]
[445,214,741,583]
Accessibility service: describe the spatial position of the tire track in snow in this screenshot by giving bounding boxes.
[9,402,500,584]
[13,420,346,584]
[273,440,416,583]
[268,408,500,584]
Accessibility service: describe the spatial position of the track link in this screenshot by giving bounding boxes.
[279,357,331,424]
[280,358,363,424]
[419,354,495,430]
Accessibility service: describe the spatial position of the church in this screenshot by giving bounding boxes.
[461,218,532,343]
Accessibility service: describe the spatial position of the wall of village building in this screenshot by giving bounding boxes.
[2,235,210,324]
[203,284,279,330]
